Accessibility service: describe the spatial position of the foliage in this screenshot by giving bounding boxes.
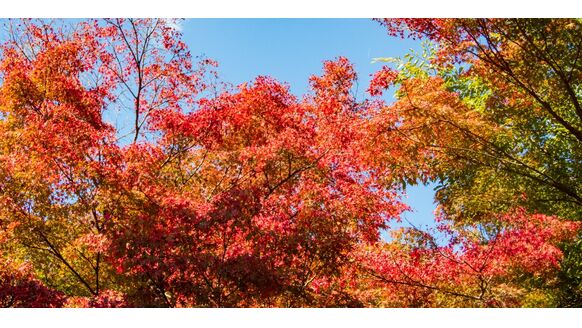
[370,18,582,306]
[0,18,579,307]
[374,18,582,221]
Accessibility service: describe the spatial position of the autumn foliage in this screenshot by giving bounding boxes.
[0,18,580,307]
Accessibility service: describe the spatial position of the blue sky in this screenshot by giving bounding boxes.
[181,19,439,234]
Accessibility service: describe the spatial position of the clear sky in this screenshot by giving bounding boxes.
[181,19,439,235]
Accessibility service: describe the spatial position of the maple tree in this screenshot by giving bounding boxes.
[0,18,211,305]
[0,18,579,307]
[373,18,582,220]
[355,209,579,307]
[366,18,582,306]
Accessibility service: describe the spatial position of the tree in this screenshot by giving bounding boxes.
[0,20,407,307]
[368,18,582,305]
[0,258,64,307]
[0,18,579,307]
[372,18,582,221]
[0,18,213,305]
[356,208,579,307]
[104,57,408,307]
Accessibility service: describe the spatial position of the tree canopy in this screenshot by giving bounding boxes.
[0,18,580,307]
